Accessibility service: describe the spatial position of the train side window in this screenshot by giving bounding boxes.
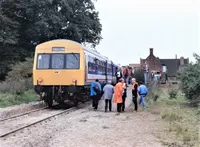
[98,60,102,74]
[103,62,106,75]
[88,62,92,71]
[37,54,50,69]
[66,53,80,69]
[52,54,64,69]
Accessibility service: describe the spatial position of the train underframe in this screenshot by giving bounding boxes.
[34,85,90,107]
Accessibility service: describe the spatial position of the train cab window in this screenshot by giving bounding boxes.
[37,54,50,69]
[52,54,64,69]
[66,53,80,69]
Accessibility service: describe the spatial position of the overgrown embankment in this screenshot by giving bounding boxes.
[0,58,38,108]
[147,82,199,147]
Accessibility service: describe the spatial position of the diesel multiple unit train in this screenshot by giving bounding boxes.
[33,39,120,107]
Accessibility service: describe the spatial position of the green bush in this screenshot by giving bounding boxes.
[132,68,144,83]
[0,58,33,94]
[178,54,200,106]
[0,90,37,108]
[0,58,36,107]
[168,89,178,99]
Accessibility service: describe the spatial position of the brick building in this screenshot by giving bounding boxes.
[140,48,189,77]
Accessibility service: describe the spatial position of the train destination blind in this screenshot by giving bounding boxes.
[52,47,65,51]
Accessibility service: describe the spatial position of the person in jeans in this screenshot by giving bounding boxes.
[132,78,138,111]
[113,78,123,115]
[90,79,102,110]
[138,81,148,109]
[103,81,114,112]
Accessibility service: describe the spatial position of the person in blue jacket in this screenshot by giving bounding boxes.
[138,81,148,109]
[90,79,102,110]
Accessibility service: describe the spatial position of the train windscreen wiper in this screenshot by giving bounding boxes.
[71,53,78,60]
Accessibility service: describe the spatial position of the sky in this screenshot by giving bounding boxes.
[94,0,200,65]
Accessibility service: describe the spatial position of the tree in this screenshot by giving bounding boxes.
[0,0,102,80]
[132,69,144,83]
[0,9,19,80]
[179,53,200,106]
[1,0,102,47]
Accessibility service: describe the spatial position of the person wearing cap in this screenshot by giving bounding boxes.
[113,78,124,115]
[132,78,138,111]
[103,81,114,112]
[122,78,127,112]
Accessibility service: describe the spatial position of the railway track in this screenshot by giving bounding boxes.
[0,106,48,122]
[0,101,91,138]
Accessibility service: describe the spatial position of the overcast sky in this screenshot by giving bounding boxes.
[94,0,200,65]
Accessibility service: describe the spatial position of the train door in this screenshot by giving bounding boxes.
[105,61,108,83]
[84,53,88,84]
[111,63,114,83]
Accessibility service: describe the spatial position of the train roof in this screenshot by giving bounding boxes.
[36,39,118,65]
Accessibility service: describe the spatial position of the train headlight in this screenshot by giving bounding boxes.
[37,78,43,85]
[72,79,77,83]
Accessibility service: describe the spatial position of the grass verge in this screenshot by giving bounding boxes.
[0,90,37,108]
[149,86,199,147]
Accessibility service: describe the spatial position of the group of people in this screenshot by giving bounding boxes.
[90,77,148,115]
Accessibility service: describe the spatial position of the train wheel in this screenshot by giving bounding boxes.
[74,96,78,106]
[44,91,53,108]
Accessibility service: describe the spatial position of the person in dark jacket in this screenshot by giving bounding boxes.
[122,78,127,112]
[115,68,122,83]
[132,78,138,111]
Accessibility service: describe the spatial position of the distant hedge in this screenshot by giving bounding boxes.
[131,68,144,83]
[178,54,200,106]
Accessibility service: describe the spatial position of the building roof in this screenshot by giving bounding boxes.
[129,64,141,68]
[160,59,189,76]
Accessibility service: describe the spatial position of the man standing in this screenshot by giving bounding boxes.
[132,78,138,111]
[103,81,114,112]
[113,78,123,115]
[122,79,127,112]
[138,81,148,109]
[123,66,130,85]
[90,79,102,110]
[115,68,122,83]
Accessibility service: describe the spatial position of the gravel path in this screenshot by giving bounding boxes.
[0,89,163,147]
[0,101,46,120]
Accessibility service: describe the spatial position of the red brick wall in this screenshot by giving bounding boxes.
[140,48,162,72]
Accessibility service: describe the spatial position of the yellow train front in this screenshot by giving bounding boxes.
[33,39,87,107]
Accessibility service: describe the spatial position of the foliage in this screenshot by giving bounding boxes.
[168,89,178,99]
[0,90,37,108]
[149,87,199,147]
[0,58,37,107]
[132,68,144,83]
[178,53,200,106]
[0,0,102,80]
[0,58,33,94]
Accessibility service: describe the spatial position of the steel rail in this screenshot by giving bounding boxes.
[0,106,48,122]
[0,101,90,138]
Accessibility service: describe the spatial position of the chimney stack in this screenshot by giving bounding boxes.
[180,57,184,66]
[150,48,153,55]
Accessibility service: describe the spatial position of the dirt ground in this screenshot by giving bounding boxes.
[0,89,163,147]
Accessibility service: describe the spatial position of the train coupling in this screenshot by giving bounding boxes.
[39,92,45,100]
